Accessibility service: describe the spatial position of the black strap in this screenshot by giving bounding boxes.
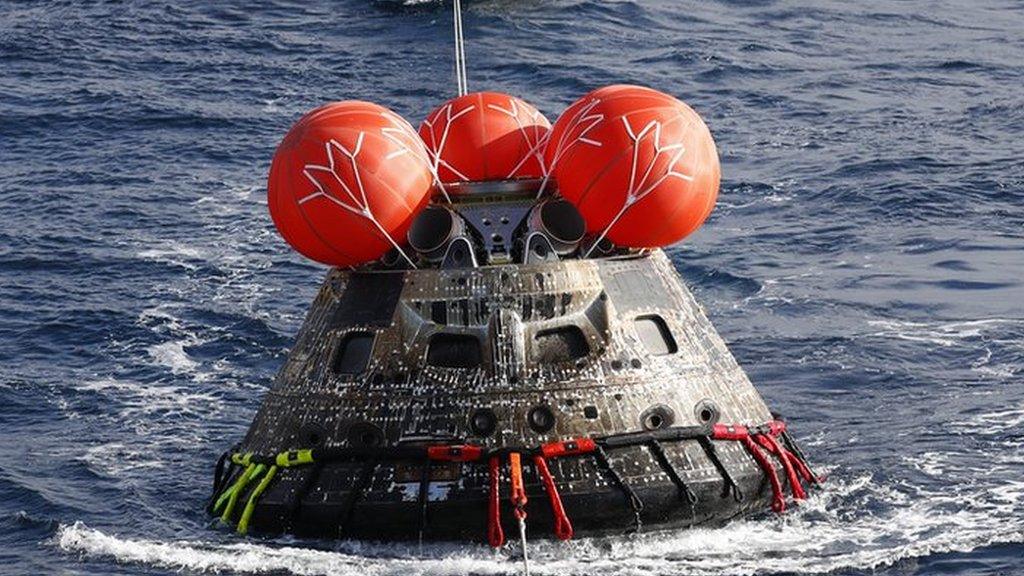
[212,451,229,492]
[337,459,380,537]
[698,436,743,502]
[206,451,233,515]
[600,425,709,448]
[285,462,324,531]
[593,445,644,534]
[647,439,698,506]
[417,461,432,544]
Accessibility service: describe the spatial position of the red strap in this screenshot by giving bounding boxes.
[427,445,483,462]
[540,438,596,459]
[772,440,815,488]
[785,446,818,486]
[487,456,504,547]
[741,436,785,513]
[784,444,819,484]
[766,420,787,437]
[533,455,573,540]
[712,424,750,441]
[509,452,527,521]
[756,433,806,501]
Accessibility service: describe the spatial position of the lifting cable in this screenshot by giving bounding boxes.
[452,0,468,96]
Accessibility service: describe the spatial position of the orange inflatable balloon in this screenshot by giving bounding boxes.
[268,101,434,267]
[546,85,720,248]
[419,91,550,184]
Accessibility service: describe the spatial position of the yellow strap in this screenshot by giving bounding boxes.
[237,465,278,534]
[213,463,252,514]
[220,464,265,523]
[276,449,314,468]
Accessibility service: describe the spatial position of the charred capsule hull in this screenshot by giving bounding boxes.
[218,250,799,540]
[240,461,772,540]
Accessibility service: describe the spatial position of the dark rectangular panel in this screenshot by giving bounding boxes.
[332,332,375,375]
[331,272,404,329]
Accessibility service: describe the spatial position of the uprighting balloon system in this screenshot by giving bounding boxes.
[267,85,720,269]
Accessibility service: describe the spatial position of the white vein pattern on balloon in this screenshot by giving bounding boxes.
[421,96,549,183]
[486,97,549,178]
[574,113,693,256]
[421,102,476,182]
[300,112,430,267]
[537,97,605,198]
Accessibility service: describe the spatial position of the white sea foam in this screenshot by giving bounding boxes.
[865,318,1021,348]
[904,451,953,476]
[137,305,214,381]
[147,340,200,374]
[138,304,182,327]
[77,378,218,421]
[951,403,1024,434]
[137,243,205,270]
[56,522,509,576]
[55,472,1024,576]
[80,443,164,477]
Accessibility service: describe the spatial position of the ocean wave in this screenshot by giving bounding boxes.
[136,243,207,271]
[146,340,200,374]
[865,318,1024,348]
[78,443,166,478]
[75,378,219,421]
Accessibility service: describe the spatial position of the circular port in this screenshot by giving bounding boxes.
[347,422,383,447]
[408,206,457,253]
[298,423,326,447]
[469,408,498,437]
[540,199,586,244]
[640,404,675,431]
[694,399,720,426]
[527,405,556,433]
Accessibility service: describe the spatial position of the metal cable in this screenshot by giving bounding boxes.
[453,0,467,95]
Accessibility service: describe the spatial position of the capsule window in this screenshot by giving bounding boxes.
[332,332,375,375]
[534,326,590,363]
[427,333,482,368]
[634,315,677,356]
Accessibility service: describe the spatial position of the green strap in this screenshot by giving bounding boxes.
[276,449,314,468]
[213,463,253,514]
[237,465,278,534]
[220,463,266,523]
[212,448,311,522]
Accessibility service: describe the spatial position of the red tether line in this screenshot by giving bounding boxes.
[741,435,786,513]
[533,455,573,540]
[755,432,806,501]
[487,455,505,548]
[784,443,818,484]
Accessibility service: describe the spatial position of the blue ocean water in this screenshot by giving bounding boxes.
[2,0,1023,574]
